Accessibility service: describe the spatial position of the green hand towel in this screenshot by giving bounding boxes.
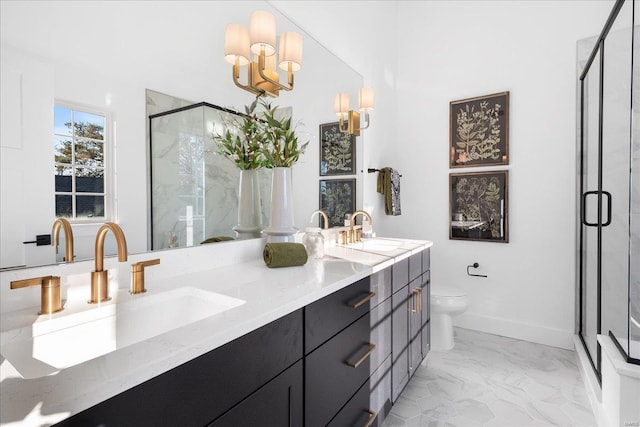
[263,242,308,268]
[201,236,235,244]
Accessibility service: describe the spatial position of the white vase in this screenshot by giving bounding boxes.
[233,169,262,239]
[263,167,297,242]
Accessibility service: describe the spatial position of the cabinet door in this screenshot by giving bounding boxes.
[421,272,431,358]
[409,279,422,376]
[391,285,409,402]
[208,360,303,427]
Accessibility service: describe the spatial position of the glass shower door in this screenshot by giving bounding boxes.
[601,0,633,360]
[580,45,602,378]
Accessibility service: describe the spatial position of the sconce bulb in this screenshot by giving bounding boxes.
[334,93,350,116]
[359,87,375,111]
[250,10,276,56]
[224,23,250,65]
[279,32,303,71]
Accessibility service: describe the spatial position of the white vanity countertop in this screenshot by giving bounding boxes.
[0,237,432,426]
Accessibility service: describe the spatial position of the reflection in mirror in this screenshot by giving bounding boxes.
[149,96,272,249]
[0,1,363,270]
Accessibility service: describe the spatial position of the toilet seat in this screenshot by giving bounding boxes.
[431,284,466,298]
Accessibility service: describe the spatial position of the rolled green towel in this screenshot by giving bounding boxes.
[263,242,308,268]
[201,236,235,244]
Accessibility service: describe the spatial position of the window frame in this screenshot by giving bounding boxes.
[54,100,114,223]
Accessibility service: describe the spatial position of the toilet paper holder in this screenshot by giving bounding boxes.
[467,262,487,278]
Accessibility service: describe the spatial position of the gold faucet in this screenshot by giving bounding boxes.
[349,210,373,243]
[90,222,128,304]
[310,210,329,229]
[131,258,160,295]
[52,218,74,262]
[10,275,63,314]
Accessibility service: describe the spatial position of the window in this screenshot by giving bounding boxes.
[54,103,110,220]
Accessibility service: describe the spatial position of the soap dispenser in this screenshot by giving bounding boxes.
[303,227,324,259]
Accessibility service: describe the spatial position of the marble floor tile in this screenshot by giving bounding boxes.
[382,328,597,427]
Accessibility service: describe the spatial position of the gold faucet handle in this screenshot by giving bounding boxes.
[10,276,63,314]
[130,258,160,294]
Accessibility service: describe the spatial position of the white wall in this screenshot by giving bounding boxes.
[273,0,614,349]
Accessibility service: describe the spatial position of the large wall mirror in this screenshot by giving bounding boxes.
[0,1,363,269]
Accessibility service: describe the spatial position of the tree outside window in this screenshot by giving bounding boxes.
[54,105,108,220]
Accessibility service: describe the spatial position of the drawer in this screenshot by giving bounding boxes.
[422,247,430,273]
[305,276,371,353]
[306,313,373,427]
[409,252,422,282]
[328,378,377,427]
[369,355,393,427]
[369,267,392,308]
[392,258,409,294]
[369,297,391,374]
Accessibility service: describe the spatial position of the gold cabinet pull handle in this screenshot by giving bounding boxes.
[346,343,376,368]
[417,287,422,312]
[363,409,377,427]
[348,291,376,309]
[410,288,419,313]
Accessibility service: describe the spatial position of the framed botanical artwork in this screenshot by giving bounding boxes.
[319,178,356,227]
[449,171,509,243]
[319,122,356,176]
[449,91,509,168]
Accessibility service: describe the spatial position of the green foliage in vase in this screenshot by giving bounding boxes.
[454,176,503,238]
[259,98,309,168]
[212,96,269,170]
[455,101,502,162]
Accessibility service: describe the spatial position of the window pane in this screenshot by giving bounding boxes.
[54,136,73,164]
[75,139,104,167]
[54,106,72,136]
[76,195,105,218]
[73,111,104,141]
[54,165,73,192]
[55,195,72,218]
[75,168,104,193]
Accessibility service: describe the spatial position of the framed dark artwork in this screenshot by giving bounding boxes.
[449,91,509,168]
[449,171,509,243]
[319,179,356,227]
[319,122,356,176]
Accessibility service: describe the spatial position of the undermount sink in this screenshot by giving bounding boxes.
[1,287,245,379]
[345,238,404,252]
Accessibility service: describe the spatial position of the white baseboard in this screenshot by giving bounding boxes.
[454,312,574,350]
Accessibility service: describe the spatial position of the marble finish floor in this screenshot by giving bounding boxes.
[382,328,595,427]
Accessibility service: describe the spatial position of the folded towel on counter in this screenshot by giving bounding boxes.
[377,167,402,216]
[263,242,308,268]
[200,236,235,244]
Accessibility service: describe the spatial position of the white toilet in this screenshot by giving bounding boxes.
[430,284,469,350]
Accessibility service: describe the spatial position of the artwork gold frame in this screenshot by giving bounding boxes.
[449,91,509,168]
[449,170,509,243]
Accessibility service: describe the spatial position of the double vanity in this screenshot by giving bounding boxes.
[0,236,432,426]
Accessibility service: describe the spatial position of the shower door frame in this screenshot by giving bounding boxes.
[577,0,627,383]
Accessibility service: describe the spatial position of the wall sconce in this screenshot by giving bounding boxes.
[334,87,374,136]
[224,10,303,98]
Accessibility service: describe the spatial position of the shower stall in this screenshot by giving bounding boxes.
[577,0,639,385]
